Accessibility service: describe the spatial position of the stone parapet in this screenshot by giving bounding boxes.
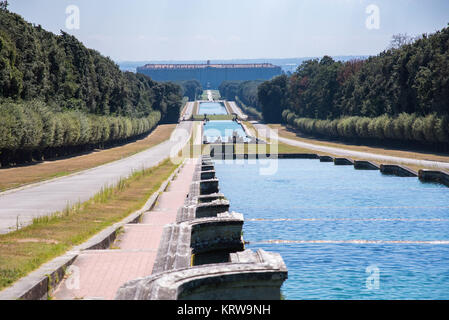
[380,164,417,177]
[334,157,354,165]
[118,156,288,300]
[116,249,287,300]
[419,169,449,187]
[152,212,244,274]
[354,160,380,170]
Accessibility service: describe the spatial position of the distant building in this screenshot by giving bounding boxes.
[137,62,282,89]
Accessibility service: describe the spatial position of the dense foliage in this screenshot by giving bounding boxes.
[258,75,289,123]
[235,96,262,120]
[218,81,241,101]
[178,80,202,101]
[0,101,161,165]
[283,110,449,147]
[219,80,263,110]
[219,80,264,119]
[259,25,449,148]
[0,9,182,166]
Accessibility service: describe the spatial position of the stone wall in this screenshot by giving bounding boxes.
[419,169,449,186]
[380,164,417,177]
[115,156,288,300]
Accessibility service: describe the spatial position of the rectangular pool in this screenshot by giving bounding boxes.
[214,159,449,300]
[198,102,228,115]
[203,120,248,143]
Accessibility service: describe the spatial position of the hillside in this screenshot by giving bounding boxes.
[0,7,182,167]
[258,25,449,151]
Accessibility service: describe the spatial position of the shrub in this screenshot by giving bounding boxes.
[282,110,449,146]
[412,117,426,142]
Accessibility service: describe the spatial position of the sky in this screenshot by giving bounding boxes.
[8,0,449,62]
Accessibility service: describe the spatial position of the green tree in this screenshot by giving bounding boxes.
[258,74,289,123]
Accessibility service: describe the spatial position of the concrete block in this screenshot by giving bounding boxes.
[419,169,449,187]
[200,170,216,180]
[334,158,354,165]
[195,200,230,219]
[319,155,334,162]
[201,165,214,172]
[199,179,219,195]
[116,249,288,300]
[354,160,380,170]
[153,213,244,274]
[197,193,226,203]
[380,164,417,177]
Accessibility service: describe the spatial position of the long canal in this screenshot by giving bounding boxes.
[214,159,449,299]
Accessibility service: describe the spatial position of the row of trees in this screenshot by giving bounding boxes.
[283,110,449,148]
[0,9,183,166]
[258,25,449,149]
[219,80,264,119]
[178,80,203,101]
[258,75,289,123]
[218,81,241,101]
[235,96,262,120]
[0,100,161,166]
[218,80,263,109]
[0,9,183,120]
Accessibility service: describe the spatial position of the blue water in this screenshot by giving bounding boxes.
[213,159,449,300]
[198,102,228,115]
[203,120,247,143]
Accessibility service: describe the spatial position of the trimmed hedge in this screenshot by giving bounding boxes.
[235,96,262,120]
[0,100,161,166]
[282,109,449,145]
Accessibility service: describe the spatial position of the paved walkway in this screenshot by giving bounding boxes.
[0,122,193,234]
[254,122,449,170]
[193,122,203,146]
[52,159,197,300]
[228,101,248,120]
[181,102,195,120]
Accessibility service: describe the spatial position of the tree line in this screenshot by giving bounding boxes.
[282,110,449,148]
[0,101,161,166]
[0,8,183,166]
[178,80,203,101]
[257,25,449,149]
[218,80,263,116]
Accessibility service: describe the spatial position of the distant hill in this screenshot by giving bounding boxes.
[118,56,369,74]
[0,8,182,166]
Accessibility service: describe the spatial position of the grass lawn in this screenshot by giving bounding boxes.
[269,124,449,164]
[0,124,176,192]
[0,159,179,291]
[240,122,446,172]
